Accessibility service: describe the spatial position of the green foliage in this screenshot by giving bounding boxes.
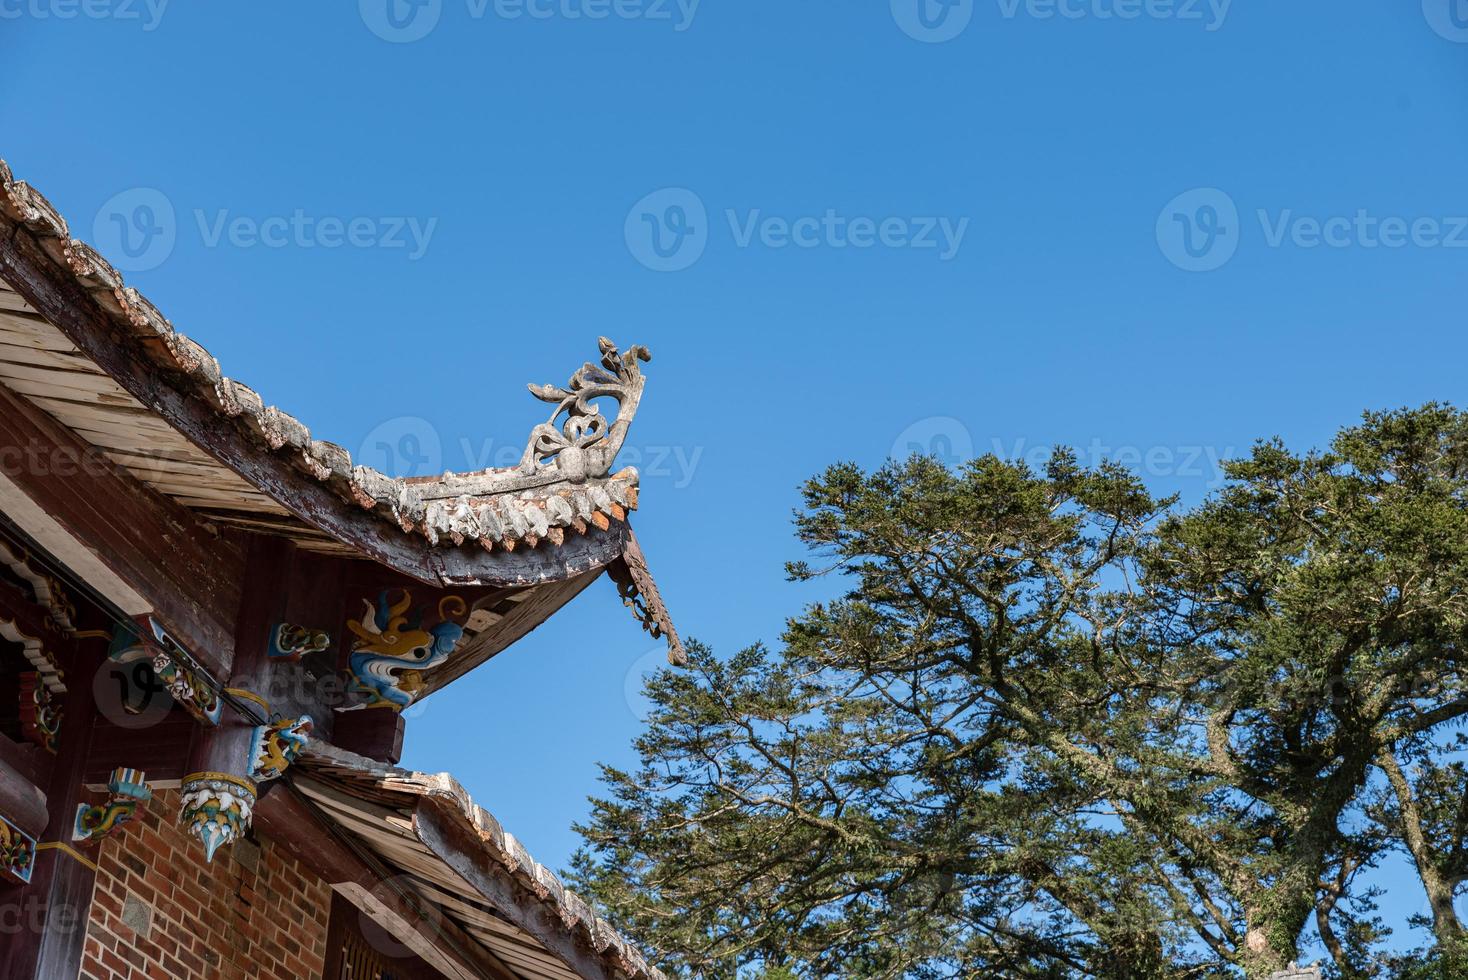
[570,405,1468,979]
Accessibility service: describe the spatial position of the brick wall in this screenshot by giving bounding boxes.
[80,788,332,980]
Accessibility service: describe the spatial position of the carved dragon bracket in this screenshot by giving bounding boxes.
[248,714,313,782]
[344,590,467,711]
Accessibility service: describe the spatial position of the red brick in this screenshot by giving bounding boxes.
[80,789,331,980]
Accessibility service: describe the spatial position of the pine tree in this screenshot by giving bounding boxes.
[571,406,1468,978]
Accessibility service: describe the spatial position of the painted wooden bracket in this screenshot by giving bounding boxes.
[0,812,37,884]
[248,715,313,782]
[179,771,255,863]
[266,622,330,662]
[345,590,467,711]
[143,617,222,726]
[72,767,151,843]
[18,671,60,753]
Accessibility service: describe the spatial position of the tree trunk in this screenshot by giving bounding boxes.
[1239,864,1323,977]
[1378,750,1466,954]
[1240,922,1283,977]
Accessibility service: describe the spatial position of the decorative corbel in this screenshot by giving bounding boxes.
[0,813,36,884]
[18,671,60,753]
[0,537,76,631]
[267,623,331,661]
[144,617,222,726]
[72,768,151,843]
[345,591,467,711]
[0,615,65,697]
[179,772,255,862]
[248,715,313,782]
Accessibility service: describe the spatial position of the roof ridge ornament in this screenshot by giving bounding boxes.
[522,337,650,484]
[409,339,651,504]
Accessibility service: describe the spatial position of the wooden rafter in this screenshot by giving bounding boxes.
[0,377,243,676]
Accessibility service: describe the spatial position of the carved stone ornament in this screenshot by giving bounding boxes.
[519,338,649,484]
[267,622,331,662]
[179,771,255,863]
[144,618,222,726]
[408,338,650,505]
[0,812,37,885]
[346,591,467,711]
[248,715,313,782]
[73,767,151,843]
[18,671,60,753]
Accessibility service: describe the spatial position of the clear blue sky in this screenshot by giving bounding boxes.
[5,0,1466,959]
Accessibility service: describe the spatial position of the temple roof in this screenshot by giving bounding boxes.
[291,742,668,980]
[0,158,684,978]
[0,163,646,577]
[0,158,682,663]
